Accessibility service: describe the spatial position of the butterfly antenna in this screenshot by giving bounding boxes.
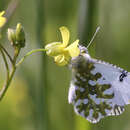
[87,26,100,49]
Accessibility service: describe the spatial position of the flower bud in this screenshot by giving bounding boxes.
[7,23,26,48]
[15,23,25,48]
[7,28,16,46]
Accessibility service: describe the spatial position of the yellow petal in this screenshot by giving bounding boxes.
[0,11,5,16]
[59,26,70,47]
[45,42,64,56]
[54,55,69,66]
[65,39,80,57]
[0,11,6,28]
[0,17,6,27]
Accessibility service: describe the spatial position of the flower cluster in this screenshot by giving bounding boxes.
[45,26,80,66]
[7,23,25,48]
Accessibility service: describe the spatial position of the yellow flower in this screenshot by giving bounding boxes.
[0,11,6,28]
[45,26,80,66]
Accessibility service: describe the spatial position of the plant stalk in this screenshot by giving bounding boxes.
[16,48,46,67]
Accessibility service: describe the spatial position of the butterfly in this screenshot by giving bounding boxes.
[68,28,130,123]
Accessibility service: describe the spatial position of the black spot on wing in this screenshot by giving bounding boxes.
[119,70,128,82]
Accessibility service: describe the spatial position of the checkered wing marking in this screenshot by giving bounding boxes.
[92,60,130,106]
[69,55,130,123]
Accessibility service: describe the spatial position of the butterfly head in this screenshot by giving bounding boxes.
[78,45,88,54]
[70,26,100,71]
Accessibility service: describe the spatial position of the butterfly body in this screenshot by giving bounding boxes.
[68,45,130,123]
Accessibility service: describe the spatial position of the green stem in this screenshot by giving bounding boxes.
[0,47,46,101]
[13,47,21,64]
[0,66,16,101]
[0,44,13,65]
[16,48,46,67]
[0,46,20,101]
[0,48,10,81]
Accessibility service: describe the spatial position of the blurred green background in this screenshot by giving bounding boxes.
[0,0,130,130]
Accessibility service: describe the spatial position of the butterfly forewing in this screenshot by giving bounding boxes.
[69,53,130,123]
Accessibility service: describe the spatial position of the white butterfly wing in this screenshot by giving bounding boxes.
[93,61,130,105]
[69,54,130,123]
[112,72,130,105]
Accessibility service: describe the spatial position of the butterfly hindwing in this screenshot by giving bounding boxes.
[69,53,130,123]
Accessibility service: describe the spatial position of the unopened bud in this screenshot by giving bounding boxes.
[15,23,25,48]
[7,28,16,46]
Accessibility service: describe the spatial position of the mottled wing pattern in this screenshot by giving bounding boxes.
[69,54,130,123]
